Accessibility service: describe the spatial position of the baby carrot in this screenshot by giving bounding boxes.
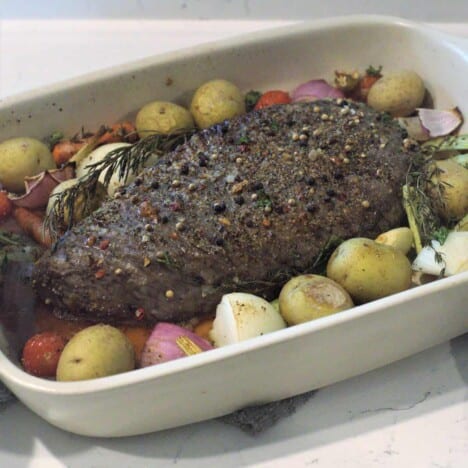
[13,207,52,247]
[0,191,13,220]
[193,318,214,343]
[52,140,86,166]
[97,122,138,145]
[121,326,152,363]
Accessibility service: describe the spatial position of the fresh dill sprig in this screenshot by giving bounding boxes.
[45,129,195,237]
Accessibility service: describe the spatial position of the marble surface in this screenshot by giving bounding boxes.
[0,19,467,467]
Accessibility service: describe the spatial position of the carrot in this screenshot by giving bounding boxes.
[254,90,291,110]
[52,140,86,166]
[51,122,138,166]
[356,65,382,102]
[0,191,13,220]
[35,306,88,340]
[193,318,214,342]
[97,122,138,145]
[121,326,152,363]
[13,207,52,247]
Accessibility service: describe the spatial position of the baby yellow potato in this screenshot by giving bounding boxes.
[135,101,194,138]
[190,79,245,129]
[270,298,280,314]
[326,238,412,303]
[279,274,354,325]
[367,70,425,117]
[0,137,55,192]
[375,227,414,255]
[430,159,468,221]
[56,324,135,381]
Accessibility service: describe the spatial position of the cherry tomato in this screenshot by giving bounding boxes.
[21,332,67,377]
[254,90,291,110]
[358,67,383,101]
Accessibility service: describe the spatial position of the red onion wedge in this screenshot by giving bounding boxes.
[418,107,463,137]
[8,165,75,209]
[291,79,344,102]
[140,322,213,367]
[398,107,463,141]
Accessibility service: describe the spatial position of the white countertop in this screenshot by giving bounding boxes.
[0,19,467,468]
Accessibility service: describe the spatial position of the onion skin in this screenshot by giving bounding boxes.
[412,232,468,276]
[291,79,344,102]
[8,166,75,209]
[140,322,213,367]
[418,108,463,138]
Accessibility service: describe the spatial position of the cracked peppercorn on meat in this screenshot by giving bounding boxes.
[33,100,419,325]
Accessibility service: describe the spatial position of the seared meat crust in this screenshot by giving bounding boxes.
[33,100,417,324]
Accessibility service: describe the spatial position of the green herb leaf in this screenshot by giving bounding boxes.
[43,131,64,150]
[366,65,383,77]
[244,90,262,112]
[311,235,343,274]
[432,226,450,245]
[255,191,272,209]
[422,134,468,152]
[236,135,251,145]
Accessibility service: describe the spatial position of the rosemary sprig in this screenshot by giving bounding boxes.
[45,129,195,237]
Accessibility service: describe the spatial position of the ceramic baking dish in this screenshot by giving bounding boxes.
[0,15,467,437]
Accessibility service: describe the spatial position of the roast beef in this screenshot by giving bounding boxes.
[33,100,418,325]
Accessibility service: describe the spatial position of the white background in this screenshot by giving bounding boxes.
[0,0,467,21]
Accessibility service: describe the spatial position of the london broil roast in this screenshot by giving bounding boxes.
[32,100,419,325]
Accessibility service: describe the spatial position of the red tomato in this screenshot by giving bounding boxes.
[359,75,381,98]
[0,191,13,220]
[254,90,291,110]
[21,332,67,377]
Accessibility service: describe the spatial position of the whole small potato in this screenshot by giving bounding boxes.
[367,70,425,117]
[326,238,412,303]
[279,274,354,325]
[135,101,194,138]
[0,137,55,192]
[56,324,135,381]
[190,79,245,129]
[429,159,468,221]
[270,298,280,314]
[46,178,106,224]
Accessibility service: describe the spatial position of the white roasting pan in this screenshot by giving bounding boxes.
[0,15,467,437]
